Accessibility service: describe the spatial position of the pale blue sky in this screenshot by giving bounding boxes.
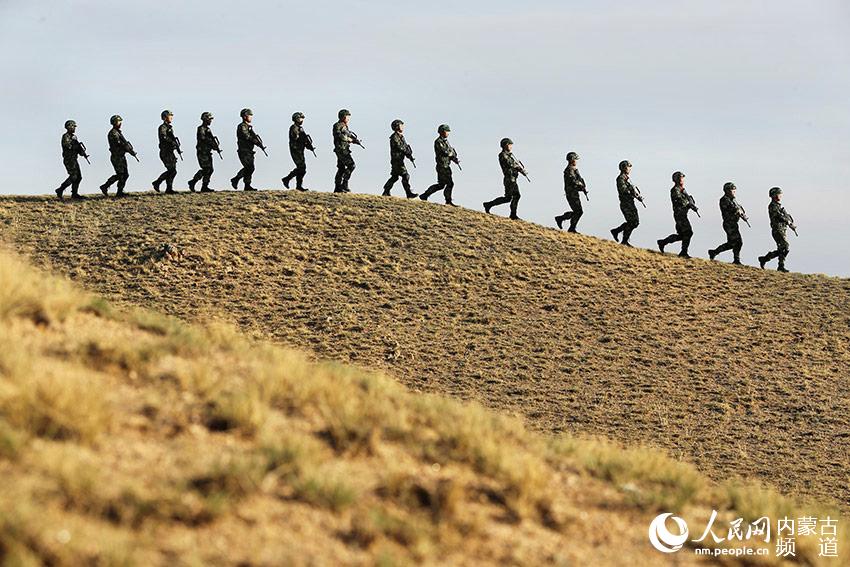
[1,0,848,276]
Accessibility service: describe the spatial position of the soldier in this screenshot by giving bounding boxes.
[708,182,747,264]
[282,112,314,191]
[188,112,220,192]
[55,120,89,201]
[382,119,418,198]
[758,187,796,272]
[152,110,181,194]
[333,109,362,193]
[483,138,528,220]
[99,115,137,197]
[555,151,588,233]
[610,160,643,246]
[657,171,698,258]
[230,108,266,191]
[419,124,459,206]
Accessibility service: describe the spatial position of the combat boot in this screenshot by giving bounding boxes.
[610,228,620,242]
[657,239,666,253]
[555,215,564,229]
[244,186,258,192]
[483,202,492,214]
[296,186,308,192]
[282,175,291,189]
[678,251,691,259]
[405,191,419,199]
[200,186,214,193]
[708,248,717,260]
[230,177,239,190]
[71,192,84,200]
[446,201,458,207]
[188,179,197,192]
[732,257,742,265]
[54,188,64,201]
[99,183,109,196]
[778,264,789,273]
[758,255,767,269]
[151,181,161,193]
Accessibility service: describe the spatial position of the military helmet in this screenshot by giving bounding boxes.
[438,124,450,133]
[566,151,579,161]
[619,160,631,172]
[200,111,213,121]
[161,109,173,120]
[292,112,305,121]
[391,119,404,131]
[338,108,351,120]
[110,115,123,126]
[64,120,76,130]
[240,108,253,118]
[500,137,513,148]
[723,182,736,193]
[672,171,685,184]
[769,187,782,198]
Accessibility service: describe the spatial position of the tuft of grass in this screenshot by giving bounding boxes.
[0,252,80,325]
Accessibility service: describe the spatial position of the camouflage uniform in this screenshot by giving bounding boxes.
[555,165,586,232]
[189,124,219,191]
[484,150,524,219]
[333,120,356,193]
[283,123,313,190]
[420,136,458,204]
[232,121,262,190]
[382,131,416,197]
[761,201,792,269]
[710,194,744,261]
[153,122,179,192]
[57,132,86,196]
[658,186,696,255]
[101,127,135,195]
[612,173,640,244]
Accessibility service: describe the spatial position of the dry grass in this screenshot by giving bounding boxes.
[2,191,846,514]
[0,248,846,565]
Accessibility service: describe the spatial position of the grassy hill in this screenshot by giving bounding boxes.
[0,247,847,565]
[0,190,848,518]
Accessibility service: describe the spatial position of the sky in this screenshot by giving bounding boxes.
[1,0,848,276]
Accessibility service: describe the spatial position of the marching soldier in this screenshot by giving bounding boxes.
[657,171,698,258]
[55,120,89,200]
[708,182,747,264]
[188,112,220,192]
[333,109,362,193]
[153,110,181,194]
[230,108,265,191]
[758,187,796,272]
[419,124,459,206]
[382,119,417,198]
[483,138,528,220]
[555,151,588,233]
[282,111,314,191]
[610,160,643,246]
[99,115,137,197]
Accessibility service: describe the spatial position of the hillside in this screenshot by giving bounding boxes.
[1,191,848,517]
[6,250,848,565]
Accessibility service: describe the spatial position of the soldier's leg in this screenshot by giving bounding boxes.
[509,185,521,219]
[621,208,640,244]
[70,164,83,196]
[342,156,355,192]
[777,236,789,270]
[485,180,513,212]
[295,163,306,189]
[443,178,455,204]
[679,225,693,256]
[567,194,583,232]
[243,155,255,189]
[383,173,399,195]
[164,155,178,192]
[420,183,442,200]
[116,157,129,194]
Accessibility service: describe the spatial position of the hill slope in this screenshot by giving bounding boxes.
[1,191,849,514]
[6,249,846,565]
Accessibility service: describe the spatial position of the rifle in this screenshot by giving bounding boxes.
[787,214,798,236]
[175,136,184,161]
[582,187,590,201]
[517,159,530,182]
[687,193,700,218]
[305,133,317,157]
[349,131,365,150]
[79,141,91,165]
[405,144,416,168]
[256,134,268,157]
[634,186,646,208]
[213,136,223,160]
[132,153,140,162]
[738,204,751,228]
